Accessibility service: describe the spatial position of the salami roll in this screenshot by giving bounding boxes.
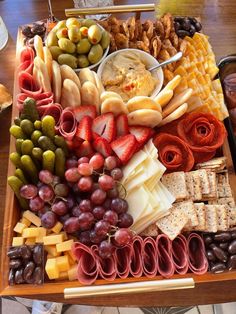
[171,234,188,275]
[130,236,143,278]
[143,237,158,278]
[18,46,35,73]
[92,246,117,281]
[72,243,99,285]
[18,71,42,98]
[156,234,175,278]
[187,233,208,275]
[115,244,132,279]
[59,108,77,140]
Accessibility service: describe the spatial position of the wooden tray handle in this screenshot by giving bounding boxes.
[64,278,195,299]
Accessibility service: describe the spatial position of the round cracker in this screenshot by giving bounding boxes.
[52,60,62,103]
[81,81,100,113]
[79,68,96,85]
[60,64,81,89]
[164,74,181,91]
[100,91,122,103]
[43,46,53,82]
[127,109,162,128]
[154,89,173,108]
[93,72,105,95]
[34,35,44,60]
[158,103,188,127]
[127,96,162,113]
[101,97,128,116]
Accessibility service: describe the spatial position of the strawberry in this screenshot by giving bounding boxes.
[116,114,129,137]
[111,134,138,164]
[129,126,154,149]
[66,137,83,151]
[75,116,92,141]
[93,137,112,158]
[92,113,115,143]
[75,140,94,158]
[73,105,96,123]
[92,132,100,141]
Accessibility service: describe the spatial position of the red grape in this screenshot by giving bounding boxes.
[29,196,44,212]
[110,168,123,180]
[91,189,107,205]
[38,185,54,202]
[78,212,95,230]
[39,170,54,184]
[66,195,76,209]
[90,229,106,244]
[94,220,110,236]
[78,176,93,192]
[20,184,38,199]
[78,157,89,164]
[54,183,69,197]
[92,206,106,220]
[59,214,70,224]
[65,158,78,169]
[103,210,118,225]
[72,205,81,217]
[79,199,92,212]
[118,213,133,228]
[52,200,68,216]
[104,156,117,170]
[91,182,100,192]
[98,240,115,259]
[98,175,115,191]
[64,217,80,233]
[41,211,57,229]
[78,231,91,245]
[114,228,132,246]
[52,176,61,187]
[65,168,81,182]
[78,163,93,176]
[111,198,128,214]
[102,198,111,210]
[107,187,119,198]
[89,154,104,170]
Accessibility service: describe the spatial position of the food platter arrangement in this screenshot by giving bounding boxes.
[1,4,236,300]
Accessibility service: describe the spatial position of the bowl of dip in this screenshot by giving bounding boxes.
[97,49,164,102]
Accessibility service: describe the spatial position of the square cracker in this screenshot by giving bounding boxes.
[156,205,189,240]
[185,172,195,199]
[206,171,218,199]
[195,157,227,171]
[193,203,206,231]
[215,205,229,231]
[217,172,229,185]
[190,171,202,201]
[205,205,218,232]
[161,172,188,202]
[198,169,210,195]
[176,200,198,228]
[217,184,233,198]
[140,223,159,237]
[212,197,236,226]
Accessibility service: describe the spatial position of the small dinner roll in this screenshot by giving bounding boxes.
[100,91,123,103]
[154,89,174,108]
[34,35,44,60]
[127,96,162,113]
[79,68,96,85]
[43,46,53,82]
[33,56,51,93]
[101,97,128,116]
[80,81,100,113]
[158,103,188,127]
[61,78,81,108]
[127,109,162,128]
[52,60,62,103]
[60,64,81,89]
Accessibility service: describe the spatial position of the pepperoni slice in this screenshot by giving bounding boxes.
[18,47,35,73]
[171,234,188,274]
[187,233,208,275]
[59,108,77,140]
[18,71,42,97]
[130,236,143,278]
[156,234,175,278]
[92,246,117,281]
[153,133,195,172]
[143,237,157,278]
[115,244,132,279]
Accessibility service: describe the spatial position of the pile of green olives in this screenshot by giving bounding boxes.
[46,18,110,69]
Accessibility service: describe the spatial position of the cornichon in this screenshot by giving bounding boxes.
[32,147,43,161]
[42,115,55,139]
[15,138,24,154]
[55,148,66,178]
[9,125,26,139]
[21,139,34,155]
[54,135,69,156]
[38,135,56,151]
[43,150,55,173]
[10,152,22,168]
[20,98,39,122]
[15,168,28,184]
[21,155,38,184]
[34,120,42,130]
[20,119,34,136]
[14,117,21,126]
[31,130,42,145]
[8,176,29,210]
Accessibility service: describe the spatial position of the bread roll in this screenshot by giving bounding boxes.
[127,96,162,113]
[43,46,53,82]
[127,109,162,128]
[100,91,122,103]
[61,78,81,108]
[52,60,62,103]
[34,35,44,60]
[101,97,128,116]
[80,81,100,113]
[79,68,96,85]
[158,103,188,127]
[60,64,81,89]
[154,89,173,108]
[33,56,52,92]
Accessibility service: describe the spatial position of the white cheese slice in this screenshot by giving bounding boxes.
[126,186,149,223]
[122,150,147,181]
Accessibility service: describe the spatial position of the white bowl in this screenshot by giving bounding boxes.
[97,48,164,100]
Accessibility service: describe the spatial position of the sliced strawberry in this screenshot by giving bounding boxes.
[116,114,129,137]
[66,137,83,151]
[129,126,154,149]
[75,140,94,158]
[93,137,112,158]
[92,113,115,143]
[92,132,100,141]
[111,134,138,164]
[75,116,92,141]
[73,105,96,123]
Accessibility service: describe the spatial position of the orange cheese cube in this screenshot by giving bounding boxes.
[21,217,31,227]
[43,234,64,245]
[68,264,78,281]
[23,210,41,227]
[22,227,40,238]
[51,221,63,234]
[56,255,70,272]
[56,239,74,253]
[12,237,24,246]
[45,245,61,257]
[14,222,26,234]
[45,258,59,279]
[35,227,47,243]
[25,238,36,245]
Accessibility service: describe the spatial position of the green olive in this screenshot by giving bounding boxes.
[58,38,76,54]
[77,55,90,68]
[100,31,110,49]
[88,25,102,44]
[66,17,81,29]
[81,19,96,28]
[68,26,81,43]
[76,38,91,54]
[88,44,103,64]
[80,26,89,38]
[53,20,66,32]
[58,54,77,69]
[56,27,68,39]
[49,46,63,60]
[46,31,58,47]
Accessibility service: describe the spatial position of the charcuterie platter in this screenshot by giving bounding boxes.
[1,4,236,305]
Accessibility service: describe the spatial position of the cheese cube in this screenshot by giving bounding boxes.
[51,221,63,234]
[68,264,78,281]
[56,239,74,253]
[45,258,59,279]
[12,237,24,246]
[45,245,61,257]
[43,234,64,245]
[35,227,47,243]
[14,222,26,234]
[56,255,70,272]
[23,210,41,227]
[58,271,68,280]
[22,227,40,238]
[20,217,31,227]
[25,238,36,245]
[65,251,76,265]
[47,254,54,259]
[59,231,68,241]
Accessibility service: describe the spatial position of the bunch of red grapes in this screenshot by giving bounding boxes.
[19,153,133,258]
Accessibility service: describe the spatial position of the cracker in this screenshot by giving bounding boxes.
[205,205,218,233]
[185,172,194,199]
[161,172,188,201]
[215,205,229,231]
[156,206,189,240]
[190,171,202,201]
[206,171,218,199]
[193,203,206,231]
[140,223,159,237]
[198,169,210,195]
[195,157,226,171]
[217,172,229,185]
[217,184,233,198]
[175,200,198,228]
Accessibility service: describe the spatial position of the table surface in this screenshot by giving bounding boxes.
[1,0,236,306]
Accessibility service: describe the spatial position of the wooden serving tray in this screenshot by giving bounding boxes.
[1,28,236,307]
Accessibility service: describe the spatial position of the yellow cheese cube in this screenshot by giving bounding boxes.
[35,227,47,243]
[21,217,31,227]
[68,250,77,263]
[59,231,68,241]
[51,221,63,234]
[56,255,70,272]
[43,234,64,245]
[25,238,36,245]
[47,254,54,259]
[23,210,41,227]
[58,271,68,280]
[22,227,40,238]
[12,237,24,246]
[65,252,76,265]
[45,258,59,279]
[56,239,74,253]
[14,222,26,234]
[45,245,61,257]
[68,264,78,281]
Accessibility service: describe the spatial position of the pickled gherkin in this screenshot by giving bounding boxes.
[15,168,28,184]
[20,98,39,122]
[14,117,21,126]
[21,139,34,155]
[34,120,42,130]
[21,155,38,184]
[10,152,22,168]
[15,138,24,154]
[8,176,29,210]
[10,125,26,139]
[38,135,56,151]
[32,147,43,161]
[55,148,65,178]
[31,130,43,145]
[20,119,34,136]
[43,150,55,173]
[42,115,55,139]
[54,135,68,156]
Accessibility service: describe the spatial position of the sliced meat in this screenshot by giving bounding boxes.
[156,234,175,278]
[92,246,117,281]
[18,46,35,73]
[171,234,188,274]
[59,108,77,140]
[18,71,42,98]
[130,236,143,277]
[115,244,132,279]
[187,233,208,275]
[143,237,158,278]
